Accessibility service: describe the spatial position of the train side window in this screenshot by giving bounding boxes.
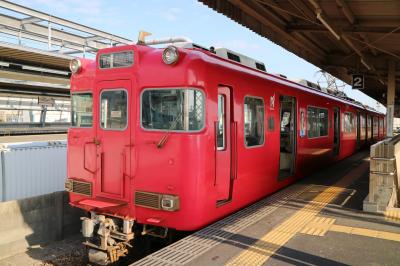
[307,107,328,138]
[244,97,264,147]
[344,112,354,133]
[319,109,328,136]
[71,92,93,127]
[217,95,226,150]
[373,117,378,136]
[100,89,128,130]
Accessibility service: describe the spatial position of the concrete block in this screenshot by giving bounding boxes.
[0,191,82,260]
[363,195,379,213]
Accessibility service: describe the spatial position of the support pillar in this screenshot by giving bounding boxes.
[386,60,396,137]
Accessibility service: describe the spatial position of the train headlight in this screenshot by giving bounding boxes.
[162,46,179,65]
[161,195,180,211]
[65,178,73,192]
[69,58,82,74]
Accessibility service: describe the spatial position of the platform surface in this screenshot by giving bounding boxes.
[0,133,66,144]
[133,151,400,266]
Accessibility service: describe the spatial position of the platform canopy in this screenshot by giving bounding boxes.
[0,0,132,96]
[199,0,400,106]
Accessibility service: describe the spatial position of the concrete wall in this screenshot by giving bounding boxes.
[0,191,84,260]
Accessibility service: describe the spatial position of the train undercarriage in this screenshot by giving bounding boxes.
[81,212,173,265]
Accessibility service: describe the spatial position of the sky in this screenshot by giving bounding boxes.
[4,0,385,112]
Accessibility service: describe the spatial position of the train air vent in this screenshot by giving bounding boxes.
[135,191,162,210]
[214,48,266,72]
[255,62,266,71]
[66,179,92,196]
[227,52,241,63]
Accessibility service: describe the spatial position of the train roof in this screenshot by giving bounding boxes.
[95,39,384,116]
[179,43,384,115]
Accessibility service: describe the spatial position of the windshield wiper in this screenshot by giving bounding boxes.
[156,111,182,149]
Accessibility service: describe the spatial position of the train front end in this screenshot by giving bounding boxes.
[66,43,210,265]
[66,47,138,264]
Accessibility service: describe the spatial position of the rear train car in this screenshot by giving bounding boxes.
[65,39,385,264]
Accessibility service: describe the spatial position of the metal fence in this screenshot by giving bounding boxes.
[0,140,67,201]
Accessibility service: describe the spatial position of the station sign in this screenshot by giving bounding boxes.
[352,74,364,90]
[38,96,55,106]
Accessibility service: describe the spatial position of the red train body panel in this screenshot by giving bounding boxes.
[66,43,385,263]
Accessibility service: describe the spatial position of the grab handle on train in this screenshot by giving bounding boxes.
[122,144,136,180]
[231,121,238,180]
[121,148,129,179]
[83,141,97,174]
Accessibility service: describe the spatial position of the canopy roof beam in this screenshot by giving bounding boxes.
[0,0,131,44]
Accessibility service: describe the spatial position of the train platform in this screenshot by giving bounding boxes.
[133,151,400,266]
[0,133,66,144]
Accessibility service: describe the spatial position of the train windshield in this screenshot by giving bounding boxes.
[71,93,93,127]
[141,88,204,131]
[100,90,128,130]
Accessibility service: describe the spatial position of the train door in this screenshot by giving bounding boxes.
[356,112,361,149]
[279,95,296,179]
[215,86,234,204]
[333,107,340,156]
[96,80,131,199]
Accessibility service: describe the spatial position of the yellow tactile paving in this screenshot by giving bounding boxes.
[384,209,400,223]
[225,162,369,266]
[225,187,346,266]
[300,217,335,236]
[299,216,400,242]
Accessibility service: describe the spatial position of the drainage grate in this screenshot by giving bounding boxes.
[132,184,310,265]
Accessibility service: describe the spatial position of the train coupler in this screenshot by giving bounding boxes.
[81,213,134,265]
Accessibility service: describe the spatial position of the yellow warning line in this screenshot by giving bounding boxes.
[300,216,400,242]
[330,224,400,241]
[225,162,369,266]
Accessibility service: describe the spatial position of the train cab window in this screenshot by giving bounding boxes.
[307,107,328,138]
[100,90,128,130]
[141,88,204,131]
[99,51,134,69]
[71,93,93,127]
[244,97,264,147]
[217,95,226,150]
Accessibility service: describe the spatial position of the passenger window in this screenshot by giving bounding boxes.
[299,109,306,137]
[71,93,93,127]
[217,95,225,150]
[344,112,354,133]
[100,90,128,130]
[319,109,328,136]
[307,107,328,138]
[244,97,264,147]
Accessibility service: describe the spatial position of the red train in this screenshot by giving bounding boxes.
[66,36,385,264]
